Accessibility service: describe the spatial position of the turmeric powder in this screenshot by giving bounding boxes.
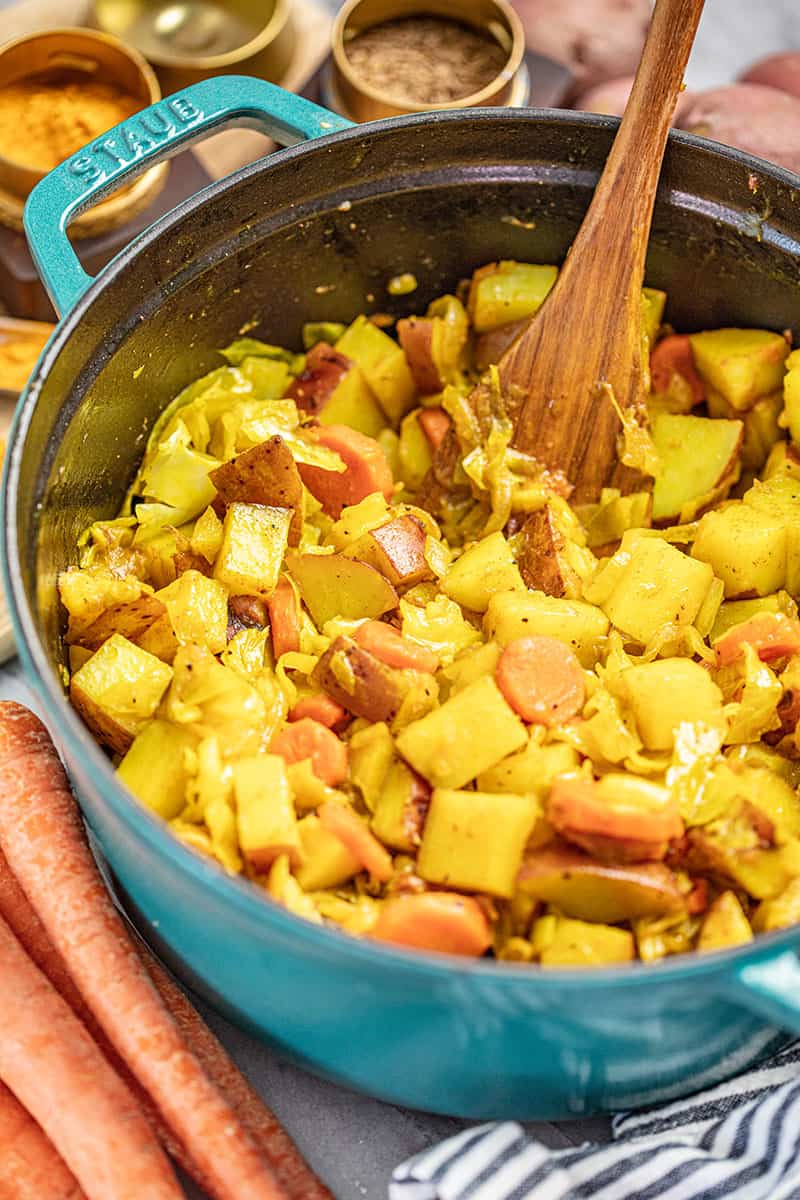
[0,74,139,173]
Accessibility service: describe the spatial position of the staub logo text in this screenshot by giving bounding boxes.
[68,97,204,182]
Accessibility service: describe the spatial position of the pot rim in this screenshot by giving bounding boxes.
[7,105,800,990]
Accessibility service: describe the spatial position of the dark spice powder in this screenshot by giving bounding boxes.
[344,16,509,105]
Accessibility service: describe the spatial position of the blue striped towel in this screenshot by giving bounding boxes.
[390,1041,800,1199]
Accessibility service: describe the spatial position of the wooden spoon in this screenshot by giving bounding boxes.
[441,0,706,507]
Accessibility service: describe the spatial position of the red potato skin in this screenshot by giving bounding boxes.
[513,0,651,93]
[0,703,287,1200]
[677,84,800,175]
[368,514,432,587]
[650,334,706,406]
[740,53,800,101]
[397,317,443,394]
[284,342,351,416]
[574,75,695,121]
[417,407,451,450]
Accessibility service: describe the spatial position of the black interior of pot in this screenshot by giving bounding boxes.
[13,110,800,671]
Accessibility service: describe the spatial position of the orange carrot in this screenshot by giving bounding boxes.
[271,717,348,786]
[495,635,585,725]
[354,620,439,673]
[371,893,491,956]
[548,776,684,845]
[0,1079,84,1200]
[714,612,800,667]
[0,703,288,1200]
[268,577,301,660]
[297,424,393,517]
[417,407,451,450]
[317,802,393,882]
[140,949,333,1200]
[0,912,179,1200]
[288,693,348,729]
[650,334,705,405]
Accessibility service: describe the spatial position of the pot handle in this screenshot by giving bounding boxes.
[23,76,354,317]
[728,949,800,1036]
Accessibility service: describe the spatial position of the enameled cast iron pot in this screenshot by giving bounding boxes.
[7,77,800,1120]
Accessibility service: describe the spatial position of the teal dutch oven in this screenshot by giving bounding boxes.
[5,76,800,1119]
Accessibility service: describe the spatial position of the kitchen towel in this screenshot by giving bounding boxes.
[391,1039,800,1200]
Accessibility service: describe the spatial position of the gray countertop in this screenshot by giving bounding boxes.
[1,1,798,1196]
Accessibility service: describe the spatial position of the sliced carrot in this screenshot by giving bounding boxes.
[0,912,179,1200]
[650,334,705,405]
[417,407,451,450]
[268,577,301,659]
[714,612,800,667]
[547,776,684,845]
[297,425,393,518]
[0,1078,85,1200]
[271,717,348,786]
[354,619,439,673]
[0,702,288,1200]
[371,893,491,956]
[289,693,348,729]
[317,802,393,882]
[495,635,585,725]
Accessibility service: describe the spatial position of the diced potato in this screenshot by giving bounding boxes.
[587,534,715,643]
[348,515,433,588]
[440,640,502,695]
[692,503,786,598]
[418,788,539,898]
[213,503,291,599]
[58,569,148,643]
[336,316,416,424]
[752,877,800,932]
[710,592,797,643]
[347,721,394,812]
[210,437,303,545]
[618,658,725,750]
[534,915,635,967]
[295,814,362,890]
[441,531,525,612]
[234,754,301,871]
[191,505,224,564]
[157,569,228,655]
[784,359,800,445]
[651,413,742,524]
[312,636,405,722]
[518,506,585,597]
[707,389,782,473]
[762,441,800,484]
[287,552,397,627]
[135,613,180,663]
[70,634,173,754]
[117,719,194,819]
[518,847,684,922]
[477,738,580,796]
[398,410,434,490]
[285,760,341,812]
[325,493,392,551]
[467,261,558,333]
[696,891,753,953]
[397,296,468,394]
[483,590,609,668]
[396,675,527,789]
[370,759,430,852]
[641,287,667,348]
[285,341,385,436]
[71,593,167,653]
[689,328,789,410]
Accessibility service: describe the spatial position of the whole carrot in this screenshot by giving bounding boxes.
[0,842,330,1200]
[0,702,287,1200]
[0,1079,84,1200]
[0,913,179,1200]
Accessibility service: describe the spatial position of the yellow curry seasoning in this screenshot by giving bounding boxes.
[0,73,140,174]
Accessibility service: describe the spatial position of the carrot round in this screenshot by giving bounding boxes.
[297,425,393,518]
[495,635,585,725]
[0,912,179,1200]
[650,334,705,405]
[417,407,451,450]
[371,893,491,956]
[714,612,800,667]
[0,703,287,1200]
[354,620,439,674]
[317,802,393,882]
[271,717,348,786]
[288,694,348,730]
[267,577,301,659]
[0,1078,84,1200]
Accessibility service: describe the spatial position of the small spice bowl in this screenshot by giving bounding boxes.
[89,0,296,95]
[0,28,166,239]
[329,0,527,122]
